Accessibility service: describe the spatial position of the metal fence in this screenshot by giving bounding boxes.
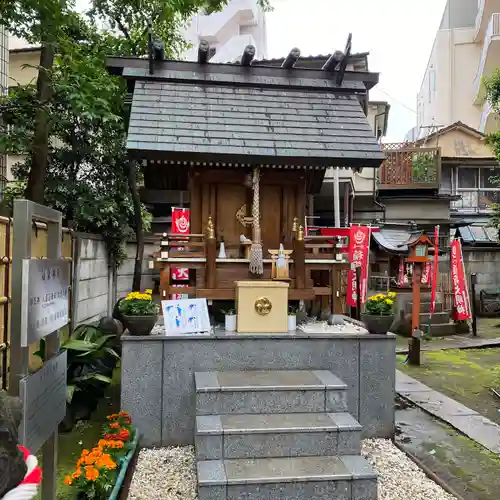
[0,217,72,390]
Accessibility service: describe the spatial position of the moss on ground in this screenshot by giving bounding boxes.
[398,347,500,423]
[419,422,500,497]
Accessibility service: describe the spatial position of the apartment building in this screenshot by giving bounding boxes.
[416,0,500,136]
[182,0,267,63]
[400,0,500,225]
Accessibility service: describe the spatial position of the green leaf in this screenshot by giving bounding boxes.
[66,384,76,403]
[72,373,113,384]
[61,339,98,351]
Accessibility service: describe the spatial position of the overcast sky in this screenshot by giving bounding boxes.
[55,0,447,141]
[266,0,447,141]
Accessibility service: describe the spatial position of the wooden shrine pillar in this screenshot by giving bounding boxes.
[205,216,217,289]
[293,225,306,289]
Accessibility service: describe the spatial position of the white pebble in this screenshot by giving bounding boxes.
[362,439,456,500]
[128,440,456,499]
[128,446,197,500]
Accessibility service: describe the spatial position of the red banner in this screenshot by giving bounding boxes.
[450,239,471,320]
[171,208,190,297]
[421,261,431,285]
[430,226,440,314]
[172,208,190,234]
[347,225,371,307]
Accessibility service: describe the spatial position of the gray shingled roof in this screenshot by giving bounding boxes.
[126,80,384,167]
[372,228,412,252]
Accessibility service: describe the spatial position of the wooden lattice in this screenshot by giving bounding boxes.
[379,145,439,187]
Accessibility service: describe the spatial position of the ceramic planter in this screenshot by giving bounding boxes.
[225,314,237,332]
[360,314,394,335]
[122,315,157,336]
[288,315,297,331]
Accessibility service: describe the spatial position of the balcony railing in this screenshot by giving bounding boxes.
[475,0,486,41]
[473,12,500,104]
[377,143,440,190]
[451,189,500,212]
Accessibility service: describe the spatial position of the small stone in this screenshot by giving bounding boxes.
[328,314,345,326]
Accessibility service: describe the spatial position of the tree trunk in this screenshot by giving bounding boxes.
[126,162,143,292]
[25,43,55,203]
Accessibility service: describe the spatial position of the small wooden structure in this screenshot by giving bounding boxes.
[405,232,433,365]
[109,37,385,312]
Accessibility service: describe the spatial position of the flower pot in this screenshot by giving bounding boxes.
[360,314,394,335]
[225,314,237,332]
[122,314,158,336]
[288,315,297,331]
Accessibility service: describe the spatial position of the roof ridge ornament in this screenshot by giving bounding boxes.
[321,33,352,86]
[281,48,301,69]
[147,21,165,75]
[198,40,210,64]
[241,45,256,67]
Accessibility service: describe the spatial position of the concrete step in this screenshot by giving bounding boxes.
[418,312,450,324]
[195,370,348,416]
[196,412,362,460]
[197,455,377,500]
[405,301,444,314]
[422,322,457,337]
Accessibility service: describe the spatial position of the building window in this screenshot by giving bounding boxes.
[451,166,500,212]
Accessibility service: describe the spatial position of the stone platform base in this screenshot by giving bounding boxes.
[121,327,396,447]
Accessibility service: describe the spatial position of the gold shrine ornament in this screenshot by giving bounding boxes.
[254,297,272,316]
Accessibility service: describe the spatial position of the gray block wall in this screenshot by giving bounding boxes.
[121,332,396,447]
[463,249,500,292]
[73,234,112,325]
[116,241,157,298]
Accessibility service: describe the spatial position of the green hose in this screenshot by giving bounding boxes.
[109,430,139,500]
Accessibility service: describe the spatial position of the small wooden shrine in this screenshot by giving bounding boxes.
[108,36,385,311]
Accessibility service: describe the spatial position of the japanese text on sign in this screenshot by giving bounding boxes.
[347,225,371,307]
[450,239,471,321]
[19,350,67,453]
[21,259,70,346]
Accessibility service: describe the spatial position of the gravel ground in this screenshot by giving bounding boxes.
[362,439,456,500]
[128,439,456,499]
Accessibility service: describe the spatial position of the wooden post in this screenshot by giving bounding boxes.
[159,265,170,305]
[470,273,478,337]
[294,226,306,289]
[408,263,421,366]
[206,239,217,289]
[355,266,362,321]
[205,216,217,289]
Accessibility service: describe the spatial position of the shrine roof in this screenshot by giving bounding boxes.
[109,56,384,168]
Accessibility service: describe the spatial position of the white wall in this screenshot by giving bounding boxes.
[181,0,267,63]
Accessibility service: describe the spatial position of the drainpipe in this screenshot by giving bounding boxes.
[373,109,388,221]
[333,167,341,227]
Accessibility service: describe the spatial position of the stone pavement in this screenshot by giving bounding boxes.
[396,370,500,454]
[396,335,500,354]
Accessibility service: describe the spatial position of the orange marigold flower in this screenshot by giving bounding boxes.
[81,449,90,456]
[120,411,129,417]
[119,429,130,440]
[109,422,120,429]
[64,476,72,486]
[85,466,99,482]
[72,469,81,480]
